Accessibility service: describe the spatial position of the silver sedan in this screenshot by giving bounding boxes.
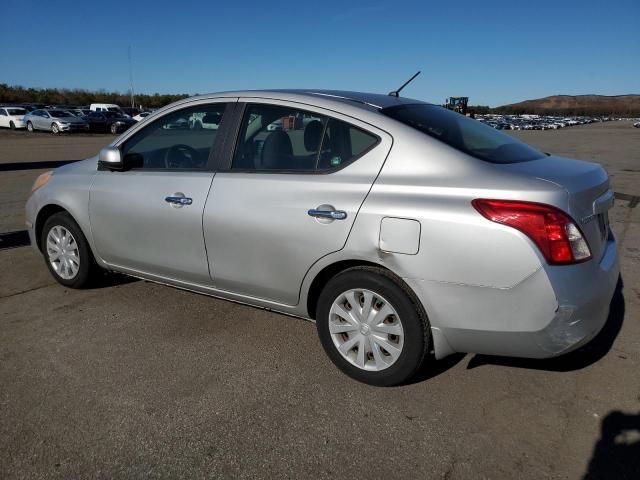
[24,109,89,133]
[25,90,619,385]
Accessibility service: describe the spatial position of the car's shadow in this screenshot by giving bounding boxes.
[466,276,625,372]
[90,271,139,289]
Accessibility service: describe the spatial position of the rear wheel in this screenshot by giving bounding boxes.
[27,121,34,132]
[41,212,100,288]
[316,267,430,386]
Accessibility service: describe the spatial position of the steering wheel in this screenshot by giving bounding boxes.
[164,144,202,169]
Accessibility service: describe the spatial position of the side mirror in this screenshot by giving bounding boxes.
[98,146,124,171]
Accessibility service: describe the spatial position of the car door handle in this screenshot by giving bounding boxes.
[165,196,193,206]
[307,209,347,220]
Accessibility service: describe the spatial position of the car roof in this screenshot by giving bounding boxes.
[187,89,429,112]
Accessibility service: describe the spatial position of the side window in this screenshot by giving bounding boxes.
[232,104,327,171]
[121,103,227,170]
[317,118,378,170]
[0,109,6,116]
[232,104,379,172]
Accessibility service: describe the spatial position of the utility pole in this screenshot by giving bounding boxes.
[128,45,135,108]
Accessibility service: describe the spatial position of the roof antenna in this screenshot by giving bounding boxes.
[388,71,421,97]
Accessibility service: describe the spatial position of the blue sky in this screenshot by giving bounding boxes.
[1,0,638,106]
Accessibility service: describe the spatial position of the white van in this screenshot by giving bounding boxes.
[89,104,124,113]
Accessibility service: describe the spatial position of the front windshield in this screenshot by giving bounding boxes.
[382,104,545,164]
[107,107,121,112]
[7,108,26,115]
[104,112,123,119]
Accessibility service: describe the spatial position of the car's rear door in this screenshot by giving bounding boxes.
[202,99,392,305]
[89,99,237,283]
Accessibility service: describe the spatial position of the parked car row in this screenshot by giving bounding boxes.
[0,103,154,134]
[475,114,618,131]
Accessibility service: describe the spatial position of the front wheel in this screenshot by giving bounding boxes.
[316,267,430,386]
[110,123,118,134]
[27,121,34,132]
[9,121,15,130]
[41,212,100,288]
[51,123,60,134]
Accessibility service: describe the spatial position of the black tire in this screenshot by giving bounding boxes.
[316,266,430,386]
[27,121,34,132]
[9,121,15,130]
[41,212,99,288]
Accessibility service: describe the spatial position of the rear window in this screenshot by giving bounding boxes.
[382,104,544,164]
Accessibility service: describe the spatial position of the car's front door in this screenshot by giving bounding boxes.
[89,100,236,283]
[203,100,392,305]
[31,110,44,130]
[39,111,51,130]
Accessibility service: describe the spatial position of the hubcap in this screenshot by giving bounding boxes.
[328,289,404,371]
[46,226,80,280]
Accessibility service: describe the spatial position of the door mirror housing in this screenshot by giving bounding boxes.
[98,147,124,171]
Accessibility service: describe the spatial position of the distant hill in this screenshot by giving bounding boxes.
[495,95,640,116]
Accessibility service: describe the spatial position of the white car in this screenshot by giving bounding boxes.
[132,112,152,122]
[190,111,222,129]
[0,106,27,129]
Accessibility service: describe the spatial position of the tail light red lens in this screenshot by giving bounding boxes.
[472,199,591,265]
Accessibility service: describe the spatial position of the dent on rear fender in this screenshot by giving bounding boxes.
[404,267,558,333]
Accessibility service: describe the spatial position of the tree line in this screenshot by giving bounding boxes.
[0,84,189,109]
[2,84,638,116]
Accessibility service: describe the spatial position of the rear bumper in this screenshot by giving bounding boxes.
[408,235,619,359]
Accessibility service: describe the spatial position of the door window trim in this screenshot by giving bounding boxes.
[221,102,381,175]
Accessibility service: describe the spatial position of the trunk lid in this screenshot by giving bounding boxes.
[499,155,613,261]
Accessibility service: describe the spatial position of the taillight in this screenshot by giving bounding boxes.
[472,199,591,265]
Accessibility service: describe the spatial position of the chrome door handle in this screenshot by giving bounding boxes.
[165,196,193,206]
[307,209,347,220]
